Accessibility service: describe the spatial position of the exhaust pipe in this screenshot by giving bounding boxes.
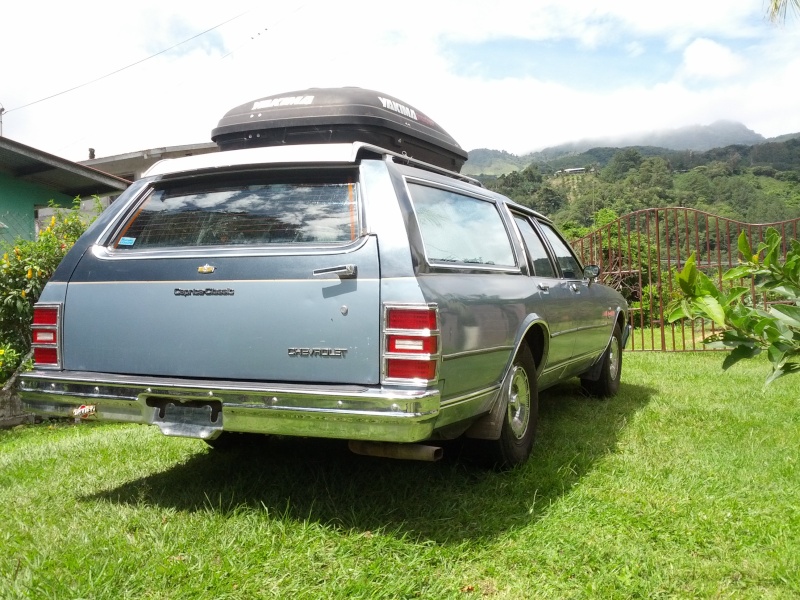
[348,440,443,462]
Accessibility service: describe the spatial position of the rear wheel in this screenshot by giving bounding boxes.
[581,323,623,397]
[490,345,538,469]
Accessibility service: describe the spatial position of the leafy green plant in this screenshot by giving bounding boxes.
[0,198,96,380]
[0,342,23,382]
[667,227,800,384]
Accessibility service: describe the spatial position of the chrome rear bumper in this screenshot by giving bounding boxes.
[17,371,440,443]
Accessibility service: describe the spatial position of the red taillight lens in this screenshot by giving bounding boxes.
[32,304,61,368]
[387,358,437,380]
[386,308,437,331]
[33,307,59,325]
[384,305,439,382]
[387,335,437,354]
[33,347,59,366]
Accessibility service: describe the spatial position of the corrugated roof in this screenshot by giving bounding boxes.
[0,136,130,197]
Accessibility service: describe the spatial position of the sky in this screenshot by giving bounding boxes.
[1,0,799,163]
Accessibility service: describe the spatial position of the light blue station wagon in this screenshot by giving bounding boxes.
[18,88,629,467]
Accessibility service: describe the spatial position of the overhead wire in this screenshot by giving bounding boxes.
[5,11,250,114]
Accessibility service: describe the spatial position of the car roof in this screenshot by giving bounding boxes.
[143,143,365,177]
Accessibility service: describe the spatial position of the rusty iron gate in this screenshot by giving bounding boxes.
[573,208,800,351]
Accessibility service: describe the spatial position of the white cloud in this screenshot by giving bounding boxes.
[1,0,799,160]
[679,38,746,80]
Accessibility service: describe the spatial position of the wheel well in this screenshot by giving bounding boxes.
[522,324,546,375]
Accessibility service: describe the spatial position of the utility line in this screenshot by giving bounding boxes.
[5,11,249,114]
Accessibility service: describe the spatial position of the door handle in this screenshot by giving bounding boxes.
[537,283,550,293]
[570,283,579,292]
[313,264,357,278]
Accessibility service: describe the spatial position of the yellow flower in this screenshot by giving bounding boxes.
[27,268,33,279]
[21,290,26,298]
[50,216,56,228]
[0,349,5,356]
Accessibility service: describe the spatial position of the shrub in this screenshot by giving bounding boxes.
[0,198,95,381]
[667,227,800,384]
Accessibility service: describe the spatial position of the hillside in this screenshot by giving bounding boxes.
[463,122,799,177]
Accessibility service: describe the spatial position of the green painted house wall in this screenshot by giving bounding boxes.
[0,171,73,245]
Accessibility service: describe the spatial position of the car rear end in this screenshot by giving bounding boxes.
[18,144,443,443]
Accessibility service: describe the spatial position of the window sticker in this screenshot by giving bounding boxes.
[118,237,136,246]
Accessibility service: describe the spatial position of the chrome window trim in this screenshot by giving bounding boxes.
[90,234,373,261]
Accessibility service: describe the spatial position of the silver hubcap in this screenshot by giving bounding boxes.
[506,365,531,440]
[608,335,620,379]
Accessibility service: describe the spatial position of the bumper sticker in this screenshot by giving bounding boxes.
[72,404,97,419]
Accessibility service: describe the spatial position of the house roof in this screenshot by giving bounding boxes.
[0,136,130,197]
[80,142,219,180]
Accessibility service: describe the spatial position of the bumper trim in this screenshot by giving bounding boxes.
[17,370,441,443]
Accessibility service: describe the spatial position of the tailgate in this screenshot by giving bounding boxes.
[61,172,381,385]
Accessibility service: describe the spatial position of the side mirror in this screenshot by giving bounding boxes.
[583,265,601,284]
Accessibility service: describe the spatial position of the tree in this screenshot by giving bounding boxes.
[768,0,800,21]
[667,228,800,384]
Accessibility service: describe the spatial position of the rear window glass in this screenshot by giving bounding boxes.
[408,183,515,268]
[112,178,359,249]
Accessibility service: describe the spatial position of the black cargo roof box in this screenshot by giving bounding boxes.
[211,87,468,172]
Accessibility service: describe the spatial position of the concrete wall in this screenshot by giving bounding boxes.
[0,171,73,245]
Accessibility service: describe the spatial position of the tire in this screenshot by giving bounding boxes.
[581,323,623,398]
[490,344,539,469]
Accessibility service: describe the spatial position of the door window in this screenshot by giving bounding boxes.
[513,215,556,277]
[539,223,582,279]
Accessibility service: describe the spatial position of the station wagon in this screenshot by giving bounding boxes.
[18,88,630,467]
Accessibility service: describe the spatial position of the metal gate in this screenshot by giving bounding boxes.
[573,208,800,351]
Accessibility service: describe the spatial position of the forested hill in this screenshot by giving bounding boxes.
[464,123,800,177]
[476,137,800,237]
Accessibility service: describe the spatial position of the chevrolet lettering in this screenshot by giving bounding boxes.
[288,348,348,358]
[19,87,629,467]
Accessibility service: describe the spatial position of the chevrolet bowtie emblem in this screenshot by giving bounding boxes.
[198,264,216,274]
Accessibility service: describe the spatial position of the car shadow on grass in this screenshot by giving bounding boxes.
[87,381,654,543]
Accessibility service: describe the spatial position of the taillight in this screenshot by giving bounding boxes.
[32,304,61,369]
[383,305,439,383]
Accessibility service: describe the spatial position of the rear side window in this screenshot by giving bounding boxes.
[112,178,359,249]
[408,183,515,267]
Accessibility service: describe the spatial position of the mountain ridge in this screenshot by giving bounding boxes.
[464,121,800,176]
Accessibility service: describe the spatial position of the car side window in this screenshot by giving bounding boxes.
[539,222,582,279]
[407,182,516,267]
[513,215,556,278]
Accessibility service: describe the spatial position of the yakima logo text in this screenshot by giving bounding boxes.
[252,96,314,110]
[378,97,417,120]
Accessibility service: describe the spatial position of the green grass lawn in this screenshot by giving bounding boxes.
[2,352,799,599]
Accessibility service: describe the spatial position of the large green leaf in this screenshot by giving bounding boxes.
[693,295,727,328]
[770,304,800,329]
[677,253,698,296]
[737,230,752,261]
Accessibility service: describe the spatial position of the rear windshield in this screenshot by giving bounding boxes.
[111,176,359,249]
